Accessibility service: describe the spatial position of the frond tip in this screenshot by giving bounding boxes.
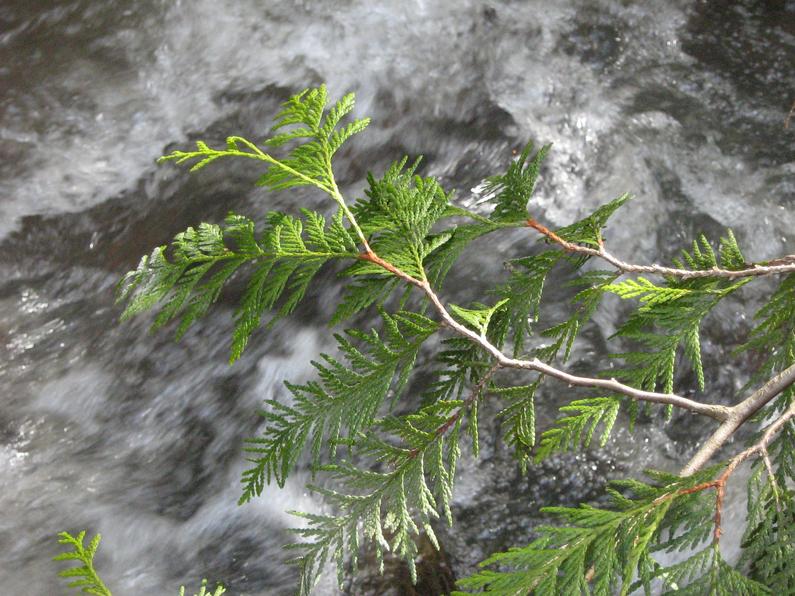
[158,85,370,218]
[258,84,370,194]
[535,396,621,461]
[178,579,226,596]
[53,531,112,596]
[483,141,550,221]
[117,210,358,363]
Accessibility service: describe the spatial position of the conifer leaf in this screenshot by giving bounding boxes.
[736,273,795,413]
[719,229,747,270]
[605,277,695,306]
[553,193,632,247]
[449,298,509,335]
[640,544,771,595]
[159,86,368,207]
[424,221,504,290]
[456,469,725,595]
[483,141,551,222]
[489,250,563,355]
[177,579,227,596]
[741,461,795,591]
[537,270,617,363]
[118,210,358,363]
[536,396,621,460]
[258,85,369,192]
[609,233,752,399]
[495,382,539,473]
[330,275,400,325]
[54,531,112,596]
[424,338,491,404]
[490,196,631,357]
[352,157,452,278]
[239,310,438,498]
[286,398,471,595]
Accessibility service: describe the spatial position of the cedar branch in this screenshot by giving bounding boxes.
[675,400,795,541]
[680,362,795,476]
[527,218,795,280]
[359,249,732,421]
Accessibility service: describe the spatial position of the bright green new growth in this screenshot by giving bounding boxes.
[178,579,227,596]
[68,84,794,594]
[54,531,112,596]
[54,531,226,595]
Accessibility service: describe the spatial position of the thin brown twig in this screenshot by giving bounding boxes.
[358,250,424,287]
[527,218,795,280]
[672,402,795,541]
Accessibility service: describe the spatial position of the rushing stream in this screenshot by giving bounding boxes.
[1,1,793,594]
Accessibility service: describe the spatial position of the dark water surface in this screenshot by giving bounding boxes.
[1,1,793,594]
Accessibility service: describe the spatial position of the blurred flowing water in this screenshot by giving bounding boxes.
[1,1,793,594]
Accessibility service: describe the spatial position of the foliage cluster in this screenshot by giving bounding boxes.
[56,86,795,595]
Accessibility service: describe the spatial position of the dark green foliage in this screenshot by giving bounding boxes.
[649,471,716,555]
[239,310,438,499]
[425,338,491,403]
[352,157,452,278]
[423,220,504,289]
[489,194,631,357]
[495,381,540,473]
[535,396,621,460]
[158,85,369,200]
[107,85,795,595]
[455,468,761,596]
[259,86,370,192]
[117,219,244,327]
[330,275,400,325]
[287,393,479,593]
[737,273,795,411]
[641,544,770,595]
[483,141,550,222]
[54,531,111,596]
[117,210,358,363]
[607,233,751,403]
[741,463,795,592]
[229,210,358,361]
[766,421,795,486]
[536,270,618,363]
[731,276,795,589]
[329,158,467,323]
[490,250,563,355]
[554,193,632,248]
[276,330,492,591]
[421,337,492,457]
